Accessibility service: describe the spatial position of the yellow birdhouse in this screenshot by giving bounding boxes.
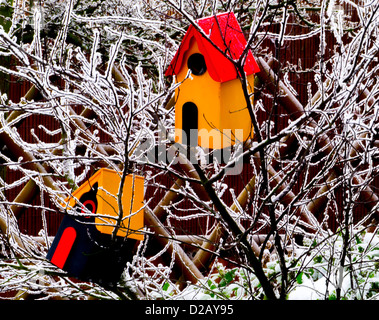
[65,168,144,241]
[165,12,260,150]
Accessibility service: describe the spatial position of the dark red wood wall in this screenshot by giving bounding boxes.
[3,4,377,236]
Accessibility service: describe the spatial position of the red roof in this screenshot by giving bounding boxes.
[165,12,260,82]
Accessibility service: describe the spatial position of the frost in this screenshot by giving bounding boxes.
[0,0,378,301]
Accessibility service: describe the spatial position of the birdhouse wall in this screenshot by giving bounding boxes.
[219,74,255,145]
[174,39,254,149]
[66,168,144,240]
[174,40,222,149]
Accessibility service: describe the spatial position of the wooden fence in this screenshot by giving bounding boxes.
[2,4,377,241]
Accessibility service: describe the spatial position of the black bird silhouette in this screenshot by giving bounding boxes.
[74,182,98,222]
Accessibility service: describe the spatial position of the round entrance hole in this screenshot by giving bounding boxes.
[187,53,207,76]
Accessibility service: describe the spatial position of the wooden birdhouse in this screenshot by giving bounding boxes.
[165,12,260,150]
[46,168,144,286]
[64,168,144,240]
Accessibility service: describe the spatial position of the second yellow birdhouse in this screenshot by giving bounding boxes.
[65,168,144,241]
[165,12,260,150]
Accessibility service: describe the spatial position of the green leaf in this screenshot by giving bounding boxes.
[355,234,363,245]
[0,0,13,33]
[296,272,303,284]
[328,292,337,300]
[162,282,170,291]
[218,269,237,288]
[207,279,216,290]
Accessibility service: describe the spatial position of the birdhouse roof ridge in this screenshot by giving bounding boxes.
[165,11,260,82]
